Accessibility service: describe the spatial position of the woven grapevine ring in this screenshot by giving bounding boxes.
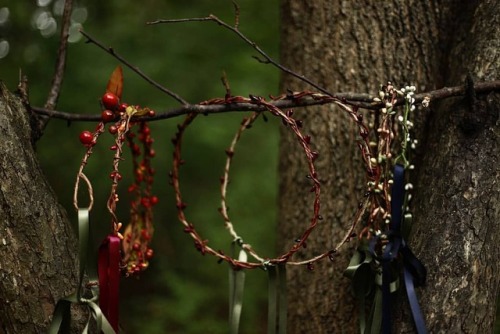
[171,94,371,269]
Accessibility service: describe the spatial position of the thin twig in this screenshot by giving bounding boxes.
[219,112,265,262]
[38,0,73,132]
[45,0,73,110]
[30,80,500,122]
[79,29,189,106]
[147,15,334,97]
[232,1,240,29]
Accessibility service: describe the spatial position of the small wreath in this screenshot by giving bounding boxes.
[171,94,371,269]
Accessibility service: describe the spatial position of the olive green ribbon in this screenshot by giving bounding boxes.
[344,246,399,334]
[229,244,247,334]
[48,209,116,334]
[344,247,373,333]
[267,263,287,334]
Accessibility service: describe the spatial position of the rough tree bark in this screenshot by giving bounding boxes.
[278,1,499,333]
[0,83,83,333]
[0,1,498,333]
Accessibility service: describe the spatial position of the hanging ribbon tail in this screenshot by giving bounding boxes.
[389,164,427,334]
[344,248,374,334]
[403,267,428,334]
[267,264,287,334]
[381,247,393,334]
[228,249,247,334]
[49,209,90,333]
[401,244,427,287]
[98,235,121,333]
[267,265,277,334]
[368,287,383,334]
[390,164,405,233]
[48,299,73,334]
[86,299,117,334]
[400,241,427,334]
[277,264,287,334]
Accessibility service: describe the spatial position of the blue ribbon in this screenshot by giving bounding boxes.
[380,164,427,334]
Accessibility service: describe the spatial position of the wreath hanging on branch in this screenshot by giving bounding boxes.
[37,3,500,334]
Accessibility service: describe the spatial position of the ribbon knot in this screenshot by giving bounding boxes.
[344,164,427,334]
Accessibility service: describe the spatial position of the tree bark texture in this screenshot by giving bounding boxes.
[278,1,498,333]
[0,83,82,333]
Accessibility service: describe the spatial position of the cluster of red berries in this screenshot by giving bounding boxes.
[78,92,121,146]
[79,92,157,147]
[78,90,158,276]
[123,122,157,275]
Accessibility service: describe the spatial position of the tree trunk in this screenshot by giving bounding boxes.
[0,83,82,333]
[278,1,499,333]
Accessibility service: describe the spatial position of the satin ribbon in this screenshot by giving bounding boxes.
[267,263,287,334]
[98,235,121,333]
[344,246,374,333]
[345,164,427,334]
[48,209,116,334]
[380,164,427,334]
[229,244,247,334]
[344,245,399,334]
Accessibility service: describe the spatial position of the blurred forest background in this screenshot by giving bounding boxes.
[1,1,280,333]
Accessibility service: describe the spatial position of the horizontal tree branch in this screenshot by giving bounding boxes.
[30,80,500,122]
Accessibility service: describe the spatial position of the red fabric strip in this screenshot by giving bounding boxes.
[98,235,121,332]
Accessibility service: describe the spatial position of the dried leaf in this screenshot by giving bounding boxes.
[106,65,123,99]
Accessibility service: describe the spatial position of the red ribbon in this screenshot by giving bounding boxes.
[98,235,121,332]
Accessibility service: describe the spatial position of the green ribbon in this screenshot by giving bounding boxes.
[48,209,116,334]
[267,265,277,334]
[278,264,287,334]
[267,263,287,334]
[229,246,247,334]
[344,247,374,333]
[344,246,399,334]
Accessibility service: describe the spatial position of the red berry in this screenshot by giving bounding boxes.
[119,103,128,112]
[132,243,141,251]
[141,197,151,208]
[141,229,151,240]
[102,92,120,110]
[101,110,115,123]
[132,144,141,156]
[145,248,154,259]
[79,131,94,146]
[108,125,118,134]
[150,196,159,206]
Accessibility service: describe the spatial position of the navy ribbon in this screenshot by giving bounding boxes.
[380,164,427,334]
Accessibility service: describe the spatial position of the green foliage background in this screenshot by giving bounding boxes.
[1,1,279,333]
